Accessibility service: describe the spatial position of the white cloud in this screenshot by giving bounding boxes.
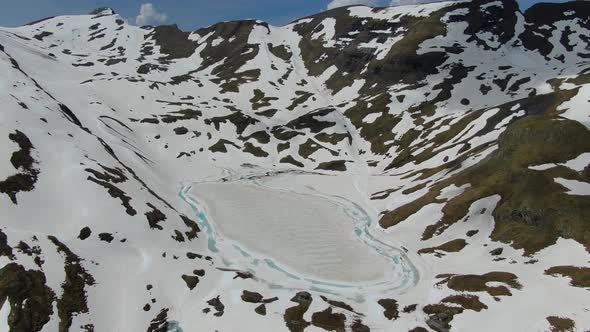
[327,0,379,10]
[135,3,168,26]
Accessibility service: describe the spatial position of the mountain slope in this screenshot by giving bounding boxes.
[0,1,589,331]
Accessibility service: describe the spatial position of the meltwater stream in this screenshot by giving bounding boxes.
[178,174,418,300]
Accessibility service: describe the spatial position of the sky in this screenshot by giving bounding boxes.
[0,0,570,31]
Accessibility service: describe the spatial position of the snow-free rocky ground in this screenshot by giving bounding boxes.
[1,1,590,331]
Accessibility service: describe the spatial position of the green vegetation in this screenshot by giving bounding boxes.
[315,132,351,145]
[0,131,39,205]
[381,114,590,255]
[268,43,292,61]
[418,239,467,255]
[438,272,521,297]
[250,89,278,111]
[284,292,312,332]
[280,156,304,168]
[345,93,400,154]
[243,142,269,157]
[545,266,590,288]
[316,160,347,171]
[287,91,314,111]
[442,295,487,312]
[48,236,95,332]
[0,263,55,332]
[377,299,399,320]
[209,139,240,153]
[546,316,576,332]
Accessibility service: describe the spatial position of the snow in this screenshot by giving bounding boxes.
[558,84,590,129]
[190,181,389,283]
[1,3,590,331]
[359,34,404,60]
[437,183,470,200]
[554,178,590,195]
[563,153,590,172]
[481,1,503,10]
[0,303,9,332]
[530,152,590,172]
[362,112,381,124]
[348,2,463,20]
[529,163,558,171]
[311,18,337,48]
[211,37,223,47]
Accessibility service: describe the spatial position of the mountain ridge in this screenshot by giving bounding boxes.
[1,0,590,331]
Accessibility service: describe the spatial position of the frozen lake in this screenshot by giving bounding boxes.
[191,182,391,283]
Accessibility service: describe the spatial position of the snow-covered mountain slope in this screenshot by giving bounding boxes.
[1,0,590,331]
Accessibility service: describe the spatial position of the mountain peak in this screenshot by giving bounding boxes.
[2,2,590,332]
[89,7,116,16]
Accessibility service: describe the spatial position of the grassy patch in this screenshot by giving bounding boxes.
[209,139,240,153]
[280,156,304,168]
[243,142,269,157]
[268,43,292,61]
[442,295,487,312]
[546,316,575,332]
[437,272,521,297]
[345,93,400,155]
[316,160,347,171]
[48,236,95,332]
[0,131,39,204]
[287,91,314,111]
[0,263,56,332]
[381,113,590,255]
[284,292,312,332]
[250,89,278,110]
[311,307,346,331]
[418,239,467,255]
[545,266,590,288]
[377,299,399,320]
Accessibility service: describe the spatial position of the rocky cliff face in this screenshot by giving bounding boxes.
[0,1,589,331]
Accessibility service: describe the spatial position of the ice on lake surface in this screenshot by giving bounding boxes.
[192,182,391,283]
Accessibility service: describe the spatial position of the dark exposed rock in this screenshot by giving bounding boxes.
[320,296,356,313]
[150,24,198,60]
[173,126,188,135]
[87,176,136,216]
[0,229,14,259]
[33,31,53,41]
[145,203,166,230]
[424,304,464,332]
[98,233,114,243]
[284,292,312,332]
[89,7,115,15]
[0,263,56,332]
[0,131,39,204]
[378,299,399,320]
[180,215,200,240]
[316,160,347,171]
[147,308,170,332]
[241,290,264,303]
[403,304,418,313]
[78,227,92,240]
[206,296,225,317]
[490,247,503,256]
[181,275,199,290]
[311,307,346,331]
[48,236,95,332]
[255,304,267,316]
[280,155,304,168]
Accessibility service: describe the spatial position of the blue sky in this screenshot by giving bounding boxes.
[0,0,569,31]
